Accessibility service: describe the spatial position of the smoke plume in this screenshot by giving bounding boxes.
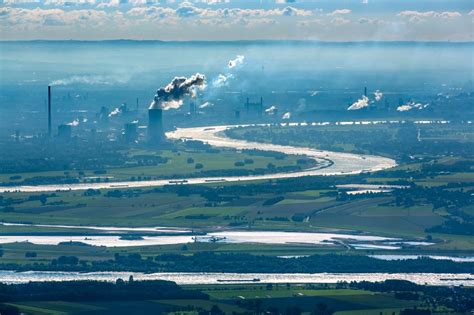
[212,55,245,88]
[212,74,233,88]
[374,90,383,101]
[265,105,277,114]
[347,95,369,110]
[228,55,245,69]
[397,101,429,112]
[149,73,206,110]
[67,119,80,126]
[108,107,122,117]
[50,75,129,86]
[199,101,213,109]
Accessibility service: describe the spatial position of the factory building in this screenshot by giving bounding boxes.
[245,97,264,117]
[123,122,138,143]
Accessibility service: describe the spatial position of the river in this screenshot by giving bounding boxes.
[0,124,396,193]
[1,271,473,286]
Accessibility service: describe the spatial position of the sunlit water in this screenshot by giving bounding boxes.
[1,271,473,286]
[0,230,396,248]
[0,124,396,193]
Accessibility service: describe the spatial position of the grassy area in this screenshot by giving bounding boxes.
[0,147,303,184]
[5,283,423,315]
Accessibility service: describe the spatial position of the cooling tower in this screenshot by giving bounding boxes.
[148,108,163,143]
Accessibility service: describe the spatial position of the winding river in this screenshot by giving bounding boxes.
[0,124,396,193]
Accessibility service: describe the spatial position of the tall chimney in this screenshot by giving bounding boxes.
[364,86,367,97]
[48,85,52,137]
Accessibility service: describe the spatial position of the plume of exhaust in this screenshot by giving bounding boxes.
[50,75,129,86]
[212,55,245,88]
[108,107,122,117]
[397,101,429,112]
[374,90,383,101]
[212,74,233,88]
[347,95,369,110]
[149,73,206,110]
[265,105,277,115]
[199,101,213,109]
[228,55,245,69]
[67,119,80,126]
[282,112,291,120]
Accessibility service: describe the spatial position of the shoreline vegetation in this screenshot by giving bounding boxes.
[0,253,473,274]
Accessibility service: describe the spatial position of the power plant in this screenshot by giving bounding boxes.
[245,97,264,117]
[148,107,164,143]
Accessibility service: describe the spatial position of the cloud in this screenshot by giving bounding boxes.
[347,95,369,110]
[331,17,350,25]
[282,112,291,119]
[328,9,351,16]
[397,10,462,23]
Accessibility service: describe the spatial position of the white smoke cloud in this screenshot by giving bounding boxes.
[374,90,383,101]
[67,119,80,126]
[265,105,277,114]
[212,73,233,87]
[397,101,429,112]
[347,95,369,110]
[282,112,291,119]
[228,55,245,69]
[149,73,206,110]
[199,101,213,109]
[108,107,122,117]
[50,75,128,86]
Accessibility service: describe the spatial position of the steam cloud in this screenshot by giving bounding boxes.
[265,105,277,114]
[150,73,206,110]
[67,119,80,126]
[374,90,383,101]
[347,95,369,110]
[50,75,129,86]
[212,55,245,88]
[212,74,233,88]
[228,55,245,69]
[108,107,122,117]
[199,101,213,109]
[397,101,429,112]
[282,112,291,119]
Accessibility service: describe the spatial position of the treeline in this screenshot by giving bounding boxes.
[0,279,208,302]
[2,253,474,274]
[350,280,474,313]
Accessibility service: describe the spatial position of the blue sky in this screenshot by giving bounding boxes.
[0,0,472,41]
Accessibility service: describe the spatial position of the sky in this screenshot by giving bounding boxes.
[0,0,473,41]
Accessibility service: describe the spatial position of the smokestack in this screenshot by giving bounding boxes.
[364,86,367,97]
[48,85,52,137]
[148,108,163,143]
